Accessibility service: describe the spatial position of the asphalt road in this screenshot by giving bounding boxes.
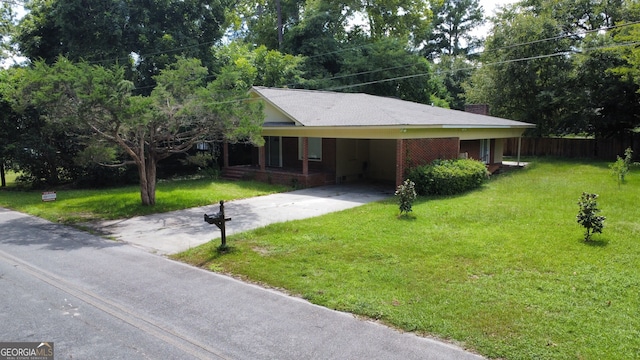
[0,207,483,359]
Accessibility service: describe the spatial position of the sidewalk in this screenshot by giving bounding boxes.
[88,184,393,255]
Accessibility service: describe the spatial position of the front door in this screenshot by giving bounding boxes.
[266,136,282,167]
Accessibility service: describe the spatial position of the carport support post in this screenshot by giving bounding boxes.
[517,136,522,166]
[259,145,266,171]
[395,139,405,187]
[302,137,309,175]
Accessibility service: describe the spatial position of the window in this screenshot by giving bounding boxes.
[480,139,490,164]
[298,137,322,161]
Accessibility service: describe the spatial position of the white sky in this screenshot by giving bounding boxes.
[481,0,516,15]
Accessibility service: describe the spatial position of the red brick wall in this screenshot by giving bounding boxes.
[396,138,460,185]
[464,104,490,115]
[404,138,460,168]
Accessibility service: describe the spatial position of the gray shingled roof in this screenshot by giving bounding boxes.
[252,86,534,128]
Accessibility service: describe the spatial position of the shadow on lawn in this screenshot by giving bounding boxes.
[582,238,609,247]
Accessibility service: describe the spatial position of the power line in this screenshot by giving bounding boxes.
[471,20,640,56]
[189,40,640,108]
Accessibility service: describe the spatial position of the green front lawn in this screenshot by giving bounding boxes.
[0,178,287,223]
[175,159,640,359]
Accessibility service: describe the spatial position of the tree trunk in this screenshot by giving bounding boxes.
[145,154,157,206]
[137,150,158,206]
[1,161,5,187]
[133,141,153,206]
[138,153,151,205]
[276,0,283,49]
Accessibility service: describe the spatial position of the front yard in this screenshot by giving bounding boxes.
[1,159,638,359]
[174,159,640,359]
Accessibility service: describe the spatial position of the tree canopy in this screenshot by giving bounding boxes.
[465,0,640,138]
[16,0,229,91]
[8,57,263,205]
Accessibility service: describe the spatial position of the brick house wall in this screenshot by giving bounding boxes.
[396,138,460,186]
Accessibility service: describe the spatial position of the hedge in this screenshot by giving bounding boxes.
[406,159,489,196]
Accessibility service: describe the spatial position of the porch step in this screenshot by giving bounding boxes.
[487,164,501,174]
[221,167,249,181]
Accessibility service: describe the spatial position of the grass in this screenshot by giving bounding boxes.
[174,159,640,359]
[0,177,288,223]
[2,170,19,186]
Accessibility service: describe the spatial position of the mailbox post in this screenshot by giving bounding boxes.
[204,200,232,248]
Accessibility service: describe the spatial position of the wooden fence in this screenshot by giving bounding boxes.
[504,136,639,160]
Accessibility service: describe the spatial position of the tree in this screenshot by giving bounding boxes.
[465,0,638,138]
[235,0,306,50]
[211,42,306,88]
[434,55,476,110]
[332,37,448,105]
[359,0,432,47]
[16,0,228,92]
[13,57,264,205]
[570,33,640,139]
[1,67,82,187]
[422,0,484,59]
[1,1,18,66]
[465,2,576,136]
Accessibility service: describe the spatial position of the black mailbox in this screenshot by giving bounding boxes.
[204,200,231,248]
[204,212,222,225]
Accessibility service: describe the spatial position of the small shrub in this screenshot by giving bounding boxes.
[407,159,489,196]
[395,179,417,215]
[609,147,633,186]
[576,192,605,241]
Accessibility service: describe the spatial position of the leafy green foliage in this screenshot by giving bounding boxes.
[609,147,633,186]
[331,37,447,105]
[16,0,227,92]
[9,57,264,205]
[422,0,484,59]
[407,159,489,196]
[576,192,605,241]
[466,0,640,138]
[394,179,417,215]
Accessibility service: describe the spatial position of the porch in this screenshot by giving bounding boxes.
[221,165,335,188]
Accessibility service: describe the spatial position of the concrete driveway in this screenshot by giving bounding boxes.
[88,184,394,255]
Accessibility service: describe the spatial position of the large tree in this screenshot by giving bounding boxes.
[466,6,574,136]
[331,37,448,105]
[422,0,484,59]
[355,0,432,48]
[1,2,17,66]
[16,0,229,91]
[466,0,640,138]
[12,57,264,205]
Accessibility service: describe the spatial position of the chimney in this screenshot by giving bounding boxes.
[465,104,490,116]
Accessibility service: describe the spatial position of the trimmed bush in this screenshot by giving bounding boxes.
[407,159,489,196]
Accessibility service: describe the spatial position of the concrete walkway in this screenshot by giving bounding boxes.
[88,184,394,255]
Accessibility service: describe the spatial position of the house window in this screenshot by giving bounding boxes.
[298,137,322,161]
[480,139,490,164]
